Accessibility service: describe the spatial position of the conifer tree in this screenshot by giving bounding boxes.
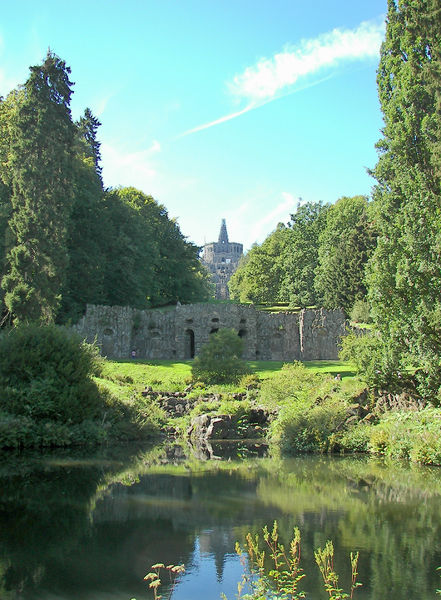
[315,196,377,312]
[60,108,106,321]
[1,51,75,323]
[367,0,441,395]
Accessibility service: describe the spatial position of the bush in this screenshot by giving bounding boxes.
[339,423,371,453]
[368,407,441,465]
[350,299,372,324]
[339,331,401,389]
[259,362,330,407]
[261,363,356,454]
[271,396,350,454]
[192,328,251,384]
[0,324,104,423]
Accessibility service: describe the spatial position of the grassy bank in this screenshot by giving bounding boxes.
[96,358,441,466]
[2,335,439,465]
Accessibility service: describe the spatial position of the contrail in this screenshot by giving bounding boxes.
[176,103,256,138]
[176,73,335,139]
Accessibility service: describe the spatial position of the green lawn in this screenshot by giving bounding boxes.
[97,358,355,399]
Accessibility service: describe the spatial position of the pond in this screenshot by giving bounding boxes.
[1,441,441,600]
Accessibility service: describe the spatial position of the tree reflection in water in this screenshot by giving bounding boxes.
[0,443,441,599]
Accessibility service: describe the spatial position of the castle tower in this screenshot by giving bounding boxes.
[218,218,229,244]
[201,220,243,300]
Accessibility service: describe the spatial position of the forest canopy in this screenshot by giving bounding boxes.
[0,52,211,324]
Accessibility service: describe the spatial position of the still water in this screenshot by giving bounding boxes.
[1,441,441,600]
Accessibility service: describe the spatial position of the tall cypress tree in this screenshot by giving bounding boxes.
[367,0,441,395]
[1,51,75,323]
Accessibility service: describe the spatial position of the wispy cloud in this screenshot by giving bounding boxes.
[230,20,384,102]
[179,19,384,138]
[248,192,297,241]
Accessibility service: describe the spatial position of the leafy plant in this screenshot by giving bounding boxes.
[339,331,401,389]
[350,300,372,324]
[315,541,361,599]
[192,328,251,384]
[0,324,104,422]
[232,521,306,600]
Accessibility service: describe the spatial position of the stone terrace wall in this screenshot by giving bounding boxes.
[73,303,346,361]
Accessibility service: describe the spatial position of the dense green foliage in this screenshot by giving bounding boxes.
[367,0,441,399]
[282,201,330,306]
[0,51,210,325]
[0,54,75,323]
[339,331,402,389]
[192,328,251,384]
[228,224,290,304]
[368,407,441,464]
[349,300,372,324]
[230,202,330,306]
[0,324,103,422]
[229,198,375,312]
[0,325,165,448]
[315,196,377,311]
[260,362,363,454]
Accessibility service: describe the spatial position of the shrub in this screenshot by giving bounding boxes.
[350,299,372,324]
[0,324,104,423]
[368,407,441,465]
[339,423,371,453]
[259,362,330,407]
[192,328,251,384]
[339,331,401,389]
[271,396,350,454]
[261,362,356,454]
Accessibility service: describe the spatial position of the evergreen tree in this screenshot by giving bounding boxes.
[367,0,441,396]
[59,109,106,321]
[315,196,377,312]
[76,107,103,178]
[0,51,75,323]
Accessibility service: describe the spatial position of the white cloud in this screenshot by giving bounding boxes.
[230,20,385,102]
[93,93,114,117]
[178,19,384,138]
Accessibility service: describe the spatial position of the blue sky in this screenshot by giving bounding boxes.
[1,0,386,249]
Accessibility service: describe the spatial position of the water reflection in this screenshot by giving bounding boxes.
[0,444,441,599]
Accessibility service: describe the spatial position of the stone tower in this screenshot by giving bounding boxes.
[201,219,243,299]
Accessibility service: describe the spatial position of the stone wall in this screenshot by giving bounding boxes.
[73,303,346,362]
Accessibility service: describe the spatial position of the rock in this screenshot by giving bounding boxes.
[206,416,236,440]
[248,407,270,425]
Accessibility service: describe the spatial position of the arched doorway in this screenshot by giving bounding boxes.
[185,329,195,359]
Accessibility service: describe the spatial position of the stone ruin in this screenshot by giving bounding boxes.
[201,219,243,299]
[73,302,346,361]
